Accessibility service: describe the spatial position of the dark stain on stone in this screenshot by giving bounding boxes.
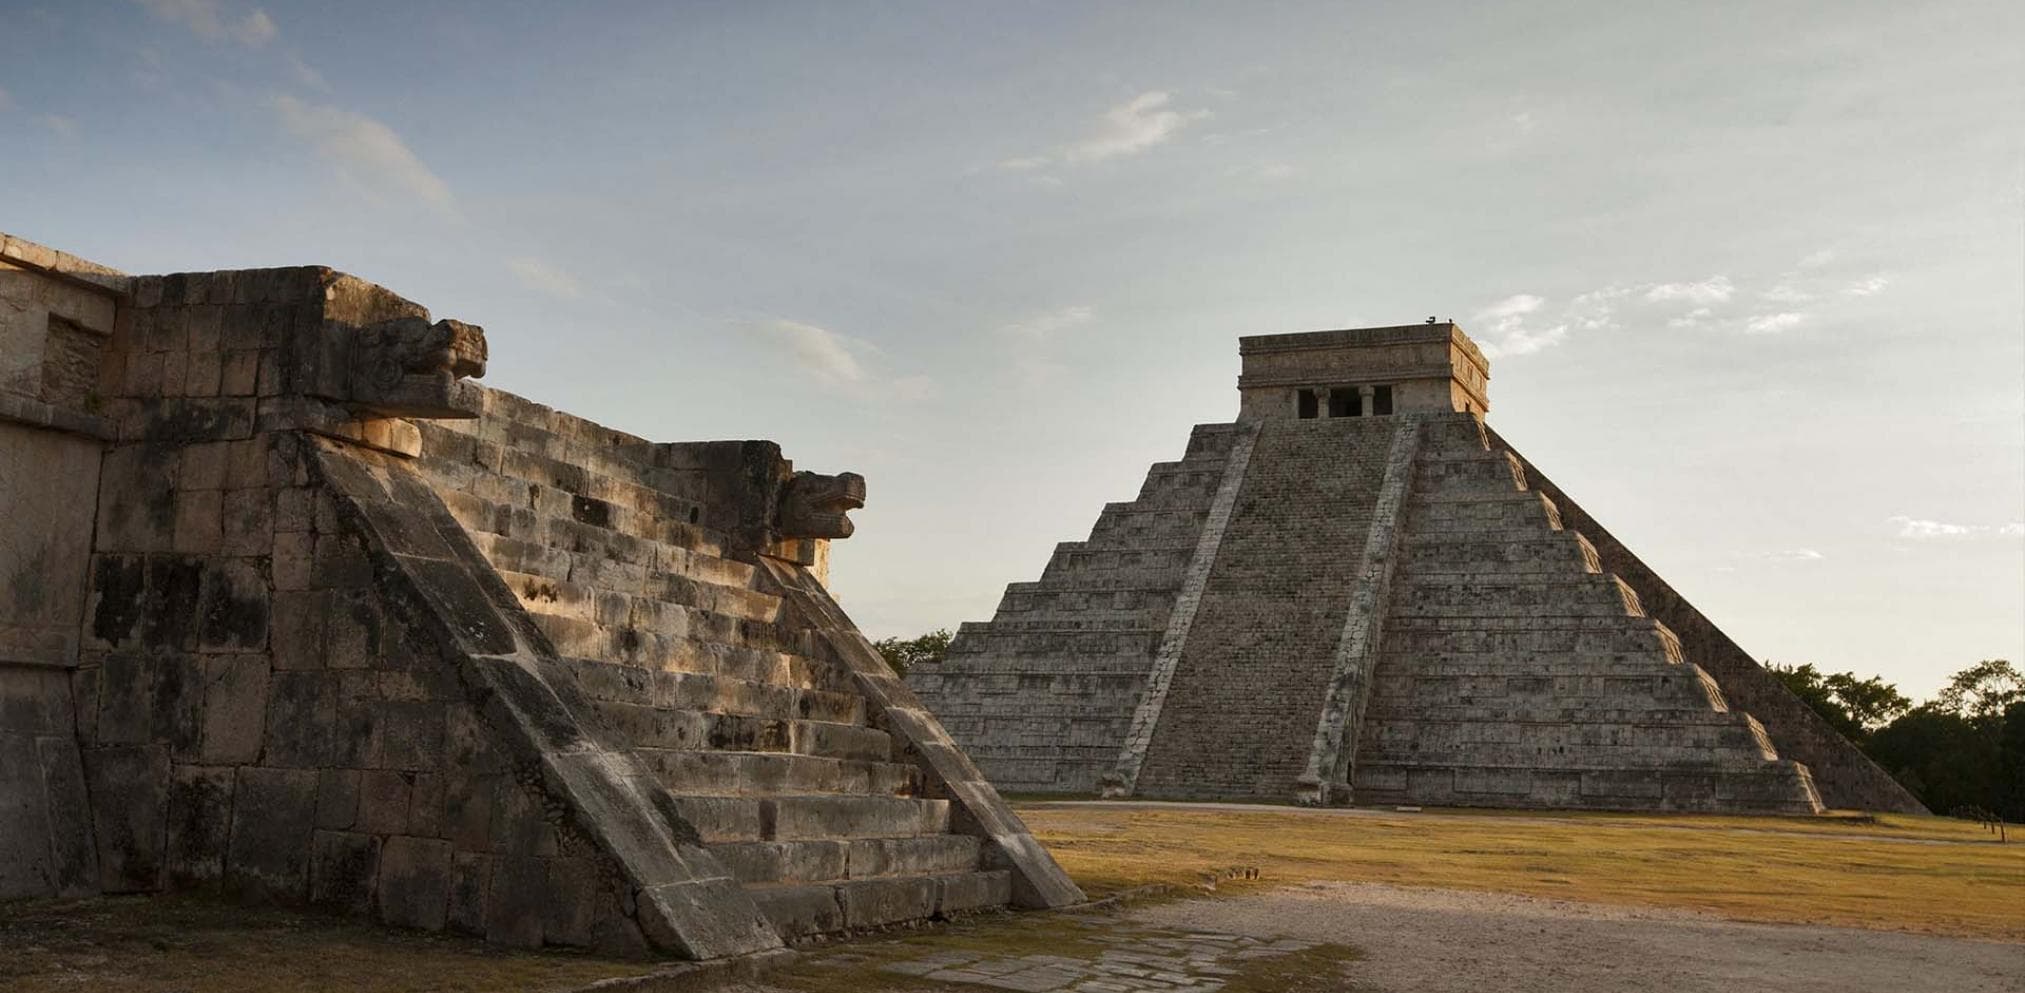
[569,495,611,529]
[91,555,147,647]
[142,557,204,650]
[199,565,270,651]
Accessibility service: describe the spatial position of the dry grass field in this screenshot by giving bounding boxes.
[1,803,2016,992]
[1017,801,2025,941]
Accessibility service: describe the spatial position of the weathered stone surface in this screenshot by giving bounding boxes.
[2,238,1064,958]
[914,325,1862,815]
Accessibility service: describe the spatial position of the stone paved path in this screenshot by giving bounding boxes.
[874,919,1318,992]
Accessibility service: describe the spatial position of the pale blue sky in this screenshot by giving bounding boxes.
[4,1,2020,696]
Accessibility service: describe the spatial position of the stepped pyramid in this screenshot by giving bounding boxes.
[0,233,1078,958]
[909,323,1924,814]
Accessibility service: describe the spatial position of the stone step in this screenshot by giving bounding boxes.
[1390,578,1643,618]
[1412,451,1528,492]
[502,569,784,634]
[1371,668,1722,708]
[550,656,864,723]
[747,870,1013,940]
[1373,649,1688,670]
[708,835,982,885]
[667,795,953,844]
[637,749,919,798]
[1401,533,1601,573]
[1352,761,1820,813]
[944,626,1162,658]
[417,414,706,522]
[1361,715,1775,760]
[531,612,823,672]
[1381,619,1677,655]
[593,701,893,760]
[443,488,725,565]
[1410,493,1561,531]
[991,589,1173,623]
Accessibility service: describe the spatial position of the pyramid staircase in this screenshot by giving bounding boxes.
[406,392,1037,940]
[914,424,1247,794]
[1352,415,1824,811]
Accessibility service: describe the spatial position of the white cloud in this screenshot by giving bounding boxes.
[1762,282,1814,304]
[1743,312,1806,334]
[287,54,331,92]
[1891,516,1978,538]
[1478,294,1543,320]
[1765,548,1826,563]
[1667,307,1712,329]
[752,319,938,403]
[1510,111,1536,133]
[2002,523,2025,537]
[1644,276,1734,305]
[137,0,276,47]
[1845,273,1891,297]
[506,257,582,299]
[271,95,452,208]
[999,91,1209,174]
[1064,91,1206,163]
[1000,306,1094,340]
[1473,294,1566,358]
[1798,248,1838,269]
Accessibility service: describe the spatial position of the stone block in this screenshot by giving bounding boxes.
[164,764,234,885]
[542,856,605,946]
[377,835,453,931]
[269,590,328,670]
[358,769,414,835]
[483,855,548,947]
[199,653,269,763]
[446,851,489,935]
[263,671,336,766]
[225,766,319,899]
[310,829,380,913]
[172,488,223,554]
[316,768,360,830]
[83,744,169,893]
[197,558,269,652]
[838,875,937,928]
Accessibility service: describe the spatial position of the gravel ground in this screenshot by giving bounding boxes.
[1128,882,2025,993]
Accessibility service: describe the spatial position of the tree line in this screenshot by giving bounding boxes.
[1769,659,2023,821]
[875,629,2023,822]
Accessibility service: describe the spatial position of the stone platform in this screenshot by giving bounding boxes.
[0,231,1080,957]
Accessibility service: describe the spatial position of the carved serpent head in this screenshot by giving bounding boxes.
[778,471,866,539]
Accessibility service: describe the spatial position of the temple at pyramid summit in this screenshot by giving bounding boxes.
[907,322,1925,814]
[0,232,1080,957]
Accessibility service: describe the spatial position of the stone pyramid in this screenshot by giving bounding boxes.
[0,232,1079,957]
[908,323,1923,814]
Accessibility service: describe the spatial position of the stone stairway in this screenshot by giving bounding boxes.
[1353,415,1823,812]
[1133,417,1399,800]
[909,424,1246,793]
[409,392,1016,940]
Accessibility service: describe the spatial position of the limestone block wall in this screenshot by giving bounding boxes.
[908,424,1244,793]
[1485,427,1926,814]
[0,239,123,901]
[57,267,690,952]
[0,236,1083,952]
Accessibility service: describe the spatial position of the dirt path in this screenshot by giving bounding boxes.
[1129,882,2025,993]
